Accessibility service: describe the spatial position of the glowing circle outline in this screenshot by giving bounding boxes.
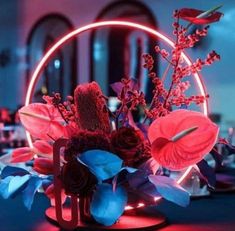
[25,20,208,202]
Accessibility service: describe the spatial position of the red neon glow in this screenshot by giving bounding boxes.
[25,20,209,205]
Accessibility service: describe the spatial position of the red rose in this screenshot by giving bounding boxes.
[64,130,111,161]
[111,127,147,165]
[61,160,97,196]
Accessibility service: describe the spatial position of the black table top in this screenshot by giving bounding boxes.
[0,165,234,231]
[0,189,235,231]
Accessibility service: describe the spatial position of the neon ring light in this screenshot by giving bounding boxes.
[25,21,209,201]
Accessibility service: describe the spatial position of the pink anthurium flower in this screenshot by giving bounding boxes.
[33,158,54,175]
[148,109,219,170]
[19,103,68,141]
[178,6,223,25]
[11,147,34,163]
[33,140,53,157]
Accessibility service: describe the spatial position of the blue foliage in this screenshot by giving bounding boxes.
[127,169,160,198]
[90,183,127,226]
[22,176,42,210]
[120,166,137,174]
[138,158,159,175]
[0,176,13,199]
[136,123,149,139]
[0,175,30,199]
[197,160,216,188]
[112,167,137,191]
[1,166,29,179]
[78,150,123,181]
[148,175,190,207]
[210,147,223,168]
[41,178,53,191]
[219,142,235,155]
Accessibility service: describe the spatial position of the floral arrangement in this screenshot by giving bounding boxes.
[0,7,223,227]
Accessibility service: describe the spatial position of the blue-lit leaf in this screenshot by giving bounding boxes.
[0,175,30,199]
[128,78,140,91]
[22,176,42,210]
[1,166,29,179]
[0,176,14,199]
[128,170,148,189]
[136,123,149,139]
[127,170,160,199]
[112,167,137,191]
[222,143,235,155]
[78,150,123,181]
[110,82,123,95]
[121,166,137,173]
[90,183,127,226]
[127,111,138,130]
[137,180,161,198]
[8,175,31,198]
[41,178,53,191]
[148,175,190,207]
[138,158,159,175]
[210,147,223,167]
[197,160,216,188]
[180,104,188,109]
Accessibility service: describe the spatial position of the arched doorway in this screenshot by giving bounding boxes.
[26,14,77,102]
[90,1,157,99]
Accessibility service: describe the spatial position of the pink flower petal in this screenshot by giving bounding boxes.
[148,109,219,170]
[178,8,223,25]
[33,158,54,175]
[33,140,53,157]
[11,147,34,163]
[19,103,68,141]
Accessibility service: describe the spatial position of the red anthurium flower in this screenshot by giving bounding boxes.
[11,147,34,163]
[178,8,223,25]
[33,140,53,157]
[19,103,69,141]
[33,158,54,175]
[148,109,219,170]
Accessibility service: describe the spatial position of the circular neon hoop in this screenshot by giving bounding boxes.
[25,20,208,199]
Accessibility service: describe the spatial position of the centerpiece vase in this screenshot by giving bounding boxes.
[45,139,167,230]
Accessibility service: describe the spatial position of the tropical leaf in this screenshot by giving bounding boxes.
[1,166,29,178]
[196,160,216,188]
[22,176,42,210]
[112,167,137,191]
[148,175,190,207]
[0,175,30,199]
[78,150,123,181]
[138,158,159,175]
[90,183,127,226]
[19,103,68,141]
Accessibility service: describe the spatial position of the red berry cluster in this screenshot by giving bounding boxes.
[43,93,76,124]
[141,10,220,121]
